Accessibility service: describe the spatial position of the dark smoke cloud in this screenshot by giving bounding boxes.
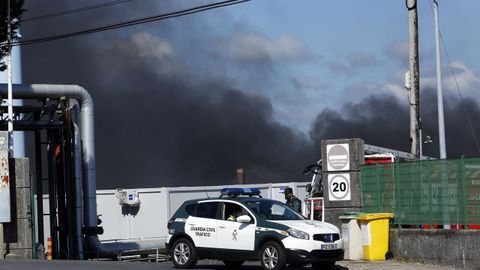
[310,89,480,159]
[420,90,480,158]
[21,1,316,188]
[310,94,410,151]
[19,1,480,190]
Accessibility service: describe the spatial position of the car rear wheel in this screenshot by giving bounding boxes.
[260,241,287,270]
[171,238,197,269]
[312,261,335,270]
[222,260,244,268]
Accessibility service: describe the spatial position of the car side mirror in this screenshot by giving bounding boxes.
[236,215,251,223]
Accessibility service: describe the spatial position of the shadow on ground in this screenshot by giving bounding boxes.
[193,263,349,270]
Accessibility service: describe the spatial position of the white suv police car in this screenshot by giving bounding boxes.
[166,188,343,270]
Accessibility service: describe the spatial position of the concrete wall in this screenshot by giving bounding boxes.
[390,229,480,270]
[0,158,32,259]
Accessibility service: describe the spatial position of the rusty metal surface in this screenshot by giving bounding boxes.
[0,131,10,223]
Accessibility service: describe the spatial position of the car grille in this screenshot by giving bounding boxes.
[310,249,343,258]
[313,233,340,243]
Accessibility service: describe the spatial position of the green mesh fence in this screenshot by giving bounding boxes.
[361,157,480,227]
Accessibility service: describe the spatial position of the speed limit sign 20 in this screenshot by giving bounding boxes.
[328,174,351,201]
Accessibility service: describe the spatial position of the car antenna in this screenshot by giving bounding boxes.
[202,178,210,198]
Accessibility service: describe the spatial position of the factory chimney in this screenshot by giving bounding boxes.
[236,168,246,184]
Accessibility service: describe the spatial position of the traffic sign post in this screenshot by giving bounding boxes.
[328,174,351,201]
[321,138,364,228]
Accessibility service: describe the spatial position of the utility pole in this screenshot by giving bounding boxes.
[407,0,420,160]
[434,0,447,159]
[7,0,14,158]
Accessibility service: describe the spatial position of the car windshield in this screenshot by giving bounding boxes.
[244,200,304,221]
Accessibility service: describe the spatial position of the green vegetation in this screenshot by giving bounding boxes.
[0,0,25,71]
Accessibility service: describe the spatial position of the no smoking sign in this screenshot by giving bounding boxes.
[328,174,351,201]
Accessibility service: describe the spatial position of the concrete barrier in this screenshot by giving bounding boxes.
[390,228,480,269]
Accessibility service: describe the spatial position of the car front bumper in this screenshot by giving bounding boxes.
[285,248,344,263]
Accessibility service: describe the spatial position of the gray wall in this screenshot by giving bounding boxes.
[390,229,480,270]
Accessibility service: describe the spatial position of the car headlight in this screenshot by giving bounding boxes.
[287,228,309,240]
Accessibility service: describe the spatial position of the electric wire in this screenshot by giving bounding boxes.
[440,36,480,154]
[13,0,250,47]
[426,0,480,154]
[21,0,133,23]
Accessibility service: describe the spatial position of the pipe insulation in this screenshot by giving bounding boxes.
[71,101,85,260]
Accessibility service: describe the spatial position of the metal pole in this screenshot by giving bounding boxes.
[407,0,420,160]
[434,0,447,159]
[34,129,44,245]
[310,198,314,220]
[433,0,450,230]
[7,0,14,158]
[419,128,423,160]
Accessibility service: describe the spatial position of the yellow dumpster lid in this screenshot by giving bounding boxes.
[357,213,394,221]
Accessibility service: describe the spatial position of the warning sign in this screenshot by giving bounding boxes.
[328,174,351,201]
[326,144,350,171]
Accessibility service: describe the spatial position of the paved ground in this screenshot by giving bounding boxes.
[337,260,459,270]
[0,260,461,270]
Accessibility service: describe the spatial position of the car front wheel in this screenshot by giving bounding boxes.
[260,241,287,270]
[171,238,197,269]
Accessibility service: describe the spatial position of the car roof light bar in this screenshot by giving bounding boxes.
[220,188,262,198]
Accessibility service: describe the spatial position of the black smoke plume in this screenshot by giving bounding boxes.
[20,1,480,189]
[21,1,316,188]
[310,89,480,159]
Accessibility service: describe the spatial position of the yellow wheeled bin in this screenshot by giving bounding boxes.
[357,213,394,261]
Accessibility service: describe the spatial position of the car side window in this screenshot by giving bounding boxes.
[223,202,253,223]
[185,203,196,216]
[195,202,219,219]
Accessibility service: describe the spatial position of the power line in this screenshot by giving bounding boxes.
[14,0,250,46]
[21,0,133,23]
[439,35,480,154]
[426,0,480,155]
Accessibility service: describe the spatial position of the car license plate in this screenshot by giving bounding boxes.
[322,244,337,250]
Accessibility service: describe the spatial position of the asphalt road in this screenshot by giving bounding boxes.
[0,260,460,270]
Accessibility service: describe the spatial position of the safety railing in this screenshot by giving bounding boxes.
[305,197,324,222]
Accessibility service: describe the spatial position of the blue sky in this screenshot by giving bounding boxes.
[6,0,480,134]
[185,0,480,132]
[1,0,478,185]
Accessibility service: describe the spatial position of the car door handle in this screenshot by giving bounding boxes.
[188,223,196,226]
[218,226,227,229]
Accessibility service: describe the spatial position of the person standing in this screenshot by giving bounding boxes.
[284,187,302,214]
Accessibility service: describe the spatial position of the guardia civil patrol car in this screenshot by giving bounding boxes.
[166,188,343,270]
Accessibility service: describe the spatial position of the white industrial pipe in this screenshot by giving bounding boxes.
[0,84,165,258]
[0,84,97,232]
